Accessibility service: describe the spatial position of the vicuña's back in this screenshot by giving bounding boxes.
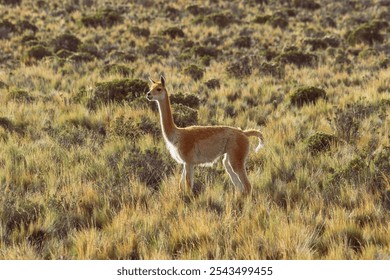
[146,76,264,195]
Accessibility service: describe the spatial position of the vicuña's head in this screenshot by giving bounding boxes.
[146,76,167,102]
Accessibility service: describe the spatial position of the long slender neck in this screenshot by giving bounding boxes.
[156,94,177,142]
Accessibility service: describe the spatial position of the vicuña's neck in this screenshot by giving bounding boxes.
[156,95,177,141]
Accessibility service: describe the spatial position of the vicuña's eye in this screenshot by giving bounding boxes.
[157,88,162,92]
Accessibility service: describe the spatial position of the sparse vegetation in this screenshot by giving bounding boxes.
[0,0,389,261]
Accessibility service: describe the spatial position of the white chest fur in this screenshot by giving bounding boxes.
[164,137,184,164]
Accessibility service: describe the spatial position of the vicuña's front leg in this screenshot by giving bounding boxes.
[184,163,194,191]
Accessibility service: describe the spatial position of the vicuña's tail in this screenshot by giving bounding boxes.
[244,129,264,152]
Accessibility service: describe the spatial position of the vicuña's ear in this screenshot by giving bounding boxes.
[160,75,165,86]
[148,77,156,84]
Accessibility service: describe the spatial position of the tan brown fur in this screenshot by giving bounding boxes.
[146,76,264,195]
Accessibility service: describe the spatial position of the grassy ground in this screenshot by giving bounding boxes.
[0,0,389,259]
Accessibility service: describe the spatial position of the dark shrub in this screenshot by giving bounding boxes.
[186,4,211,16]
[109,115,140,142]
[170,92,200,109]
[258,62,284,79]
[224,105,236,118]
[0,80,8,89]
[292,0,321,10]
[78,42,101,58]
[124,147,174,190]
[94,79,149,104]
[172,104,198,127]
[162,27,185,39]
[25,45,52,60]
[130,26,150,37]
[2,199,44,233]
[52,33,81,52]
[347,20,388,45]
[303,38,328,51]
[226,56,252,78]
[81,8,123,28]
[137,116,160,139]
[191,45,219,58]
[290,86,326,107]
[322,35,341,48]
[100,64,133,77]
[204,79,220,90]
[7,88,34,103]
[183,64,204,81]
[17,20,38,33]
[0,0,21,5]
[0,19,16,39]
[233,36,251,48]
[144,41,169,57]
[254,13,288,29]
[206,12,235,28]
[277,51,318,67]
[306,132,337,154]
[253,15,271,24]
[0,117,14,131]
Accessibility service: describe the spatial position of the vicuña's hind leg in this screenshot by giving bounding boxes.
[228,138,252,195]
[234,165,252,195]
[223,154,243,190]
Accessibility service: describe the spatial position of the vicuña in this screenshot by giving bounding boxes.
[146,76,264,195]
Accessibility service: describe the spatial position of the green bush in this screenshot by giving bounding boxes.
[305,132,337,154]
[183,64,204,81]
[172,104,198,127]
[290,86,326,107]
[81,8,123,28]
[93,79,149,104]
[52,33,81,52]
